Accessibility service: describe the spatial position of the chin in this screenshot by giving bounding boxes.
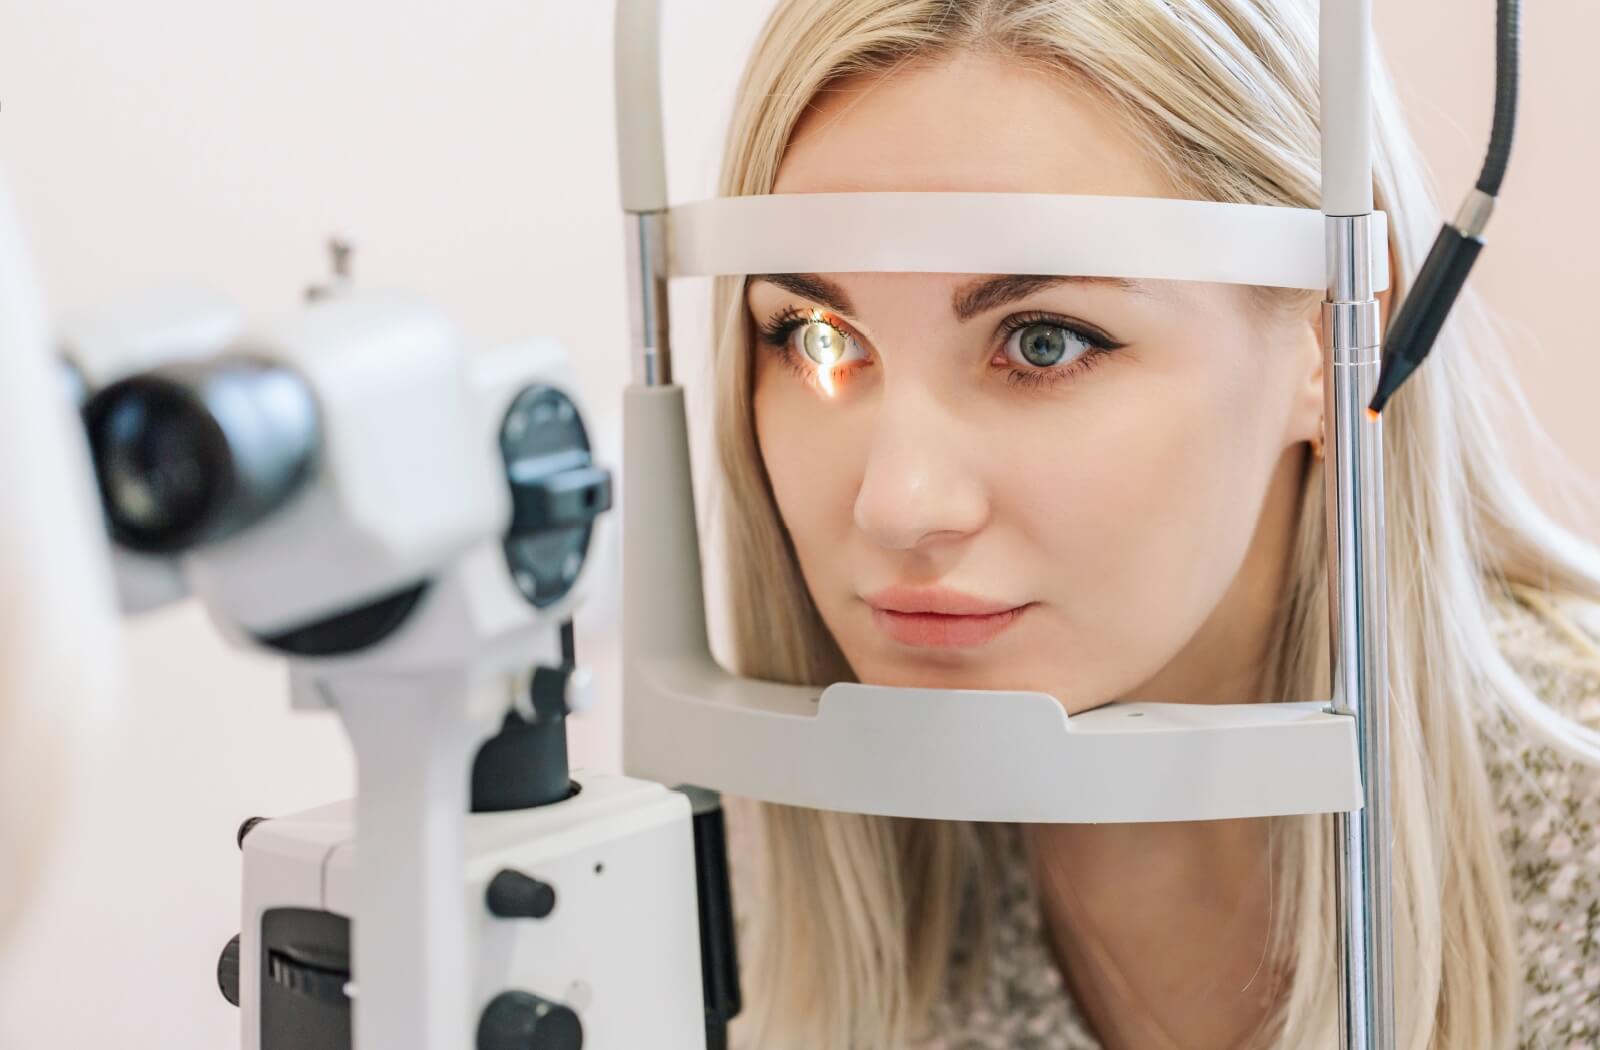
[852,649,1031,688]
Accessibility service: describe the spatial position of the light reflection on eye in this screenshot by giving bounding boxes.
[793,311,866,396]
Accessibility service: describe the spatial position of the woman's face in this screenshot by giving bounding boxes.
[749,53,1325,713]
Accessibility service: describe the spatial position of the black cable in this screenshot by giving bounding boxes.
[560,617,576,666]
[1476,0,1520,197]
[1368,0,1520,414]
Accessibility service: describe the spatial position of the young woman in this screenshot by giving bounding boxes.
[705,2,1600,1047]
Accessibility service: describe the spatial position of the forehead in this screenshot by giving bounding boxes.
[773,50,1176,198]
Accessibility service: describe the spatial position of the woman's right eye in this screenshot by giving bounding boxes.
[756,309,872,395]
[791,318,867,367]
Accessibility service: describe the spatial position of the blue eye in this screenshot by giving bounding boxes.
[1005,322,1092,369]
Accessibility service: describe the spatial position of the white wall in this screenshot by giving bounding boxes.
[1374,0,1600,528]
[1,3,1594,1049]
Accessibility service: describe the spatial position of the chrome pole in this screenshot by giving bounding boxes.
[615,0,673,388]
[1321,0,1396,1042]
[625,210,673,387]
[1324,210,1396,1050]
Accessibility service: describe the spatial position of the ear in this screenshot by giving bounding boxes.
[1291,304,1325,447]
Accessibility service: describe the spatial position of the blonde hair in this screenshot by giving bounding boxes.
[707,2,1600,1047]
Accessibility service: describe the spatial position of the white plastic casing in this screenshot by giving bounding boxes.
[179,292,510,639]
[240,772,706,1050]
[669,192,1390,292]
[614,0,668,213]
[1321,0,1376,217]
[55,285,243,388]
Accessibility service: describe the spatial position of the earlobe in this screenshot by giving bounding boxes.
[1296,311,1326,446]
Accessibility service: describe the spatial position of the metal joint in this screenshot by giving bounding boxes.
[1323,302,1382,358]
[1325,214,1380,304]
[1453,189,1495,239]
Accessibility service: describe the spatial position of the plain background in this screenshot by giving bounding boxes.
[1,3,1594,1048]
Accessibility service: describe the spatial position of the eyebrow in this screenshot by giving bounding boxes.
[749,272,1148,322]
[950,274,1148,321]
[750,273,855,315]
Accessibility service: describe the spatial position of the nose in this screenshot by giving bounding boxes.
[853,391,989,551]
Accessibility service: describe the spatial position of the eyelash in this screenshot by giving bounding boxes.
[754,306,1125,393]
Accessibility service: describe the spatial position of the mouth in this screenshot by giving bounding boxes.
[863,586,1034,649]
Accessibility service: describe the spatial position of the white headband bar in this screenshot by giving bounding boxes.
[668,192,1389,292]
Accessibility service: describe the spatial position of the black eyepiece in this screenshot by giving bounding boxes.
[83,359,319,554]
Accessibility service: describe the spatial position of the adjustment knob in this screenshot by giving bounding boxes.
[486,869,557,919]
[557,666,595,716]
[477,990,583,1050]
[516,665,594,722]
[217,934,241,1007]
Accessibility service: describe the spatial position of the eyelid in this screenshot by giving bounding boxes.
[994,310,1126,351]
[758,305,872,355]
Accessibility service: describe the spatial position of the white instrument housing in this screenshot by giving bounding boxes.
[241,772,706,1050]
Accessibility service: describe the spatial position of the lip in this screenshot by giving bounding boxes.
[863,586,1033,648]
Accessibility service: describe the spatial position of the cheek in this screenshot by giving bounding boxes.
[752,368,867,563]
[1001,351,1282,685]
[1005,397,1225,598]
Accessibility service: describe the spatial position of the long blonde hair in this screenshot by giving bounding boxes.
[706,2,1600,1047]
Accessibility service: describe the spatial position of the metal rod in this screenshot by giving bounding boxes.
[1323,213,1396,1050]
[626,210,673,387]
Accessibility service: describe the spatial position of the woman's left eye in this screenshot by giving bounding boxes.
[993,316,1125,388]
[1002,322,1094,370]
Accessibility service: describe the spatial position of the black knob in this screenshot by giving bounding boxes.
[217,934,242,1007]
[477,990,583,1050]
[486,869,557,919]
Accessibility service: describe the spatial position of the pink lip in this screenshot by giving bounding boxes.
[863,586,1033,648]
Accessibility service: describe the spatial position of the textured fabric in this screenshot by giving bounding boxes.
[926,586,1600,1049]
[923,823,1102,1049]
[1485,586,1600,1046]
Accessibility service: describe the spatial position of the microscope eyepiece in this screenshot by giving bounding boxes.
[83,358,319,554]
